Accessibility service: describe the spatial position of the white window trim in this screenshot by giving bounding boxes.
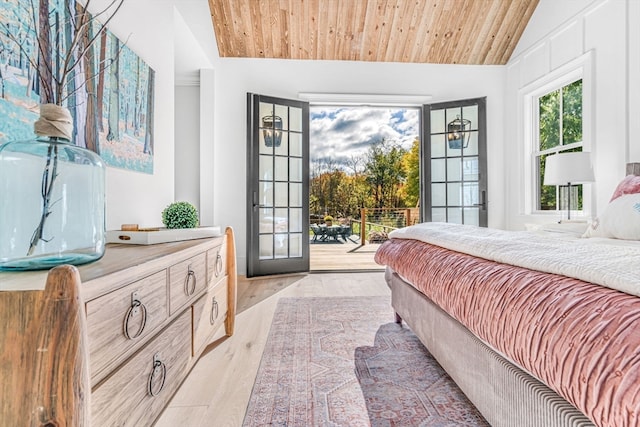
[519,51,594,217]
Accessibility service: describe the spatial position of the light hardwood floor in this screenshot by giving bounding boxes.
[155,272,391,427]
[309,240,384,271]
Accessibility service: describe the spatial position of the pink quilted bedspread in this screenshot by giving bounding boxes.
[375,238,640,427]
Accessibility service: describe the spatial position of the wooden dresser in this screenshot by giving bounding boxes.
[0,227,237,427]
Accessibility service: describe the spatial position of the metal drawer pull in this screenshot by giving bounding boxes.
[214,252,223,277]
[147,353,167,397]
[210,297,219,325]
[184,267,196,296]
[123,294,147,340]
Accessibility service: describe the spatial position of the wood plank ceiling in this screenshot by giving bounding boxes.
[208,0,539,65]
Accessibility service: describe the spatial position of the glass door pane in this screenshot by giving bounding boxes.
[248,94,309,277]
[422,98,487,227]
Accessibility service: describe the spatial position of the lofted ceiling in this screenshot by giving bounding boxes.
[208,0,539,65]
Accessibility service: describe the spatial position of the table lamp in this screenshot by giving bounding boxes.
[543,151,594,221]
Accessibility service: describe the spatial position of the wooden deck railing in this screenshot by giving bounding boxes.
[311,207,418,245]
[348,208,419,245]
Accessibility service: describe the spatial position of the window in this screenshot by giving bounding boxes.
[534,79,584,212]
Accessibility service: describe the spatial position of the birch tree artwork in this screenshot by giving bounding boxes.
[0,0,155,174]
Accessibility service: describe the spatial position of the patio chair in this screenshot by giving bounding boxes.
[339,225,353,242]
[310,224,324,242]
[324,225,341,242]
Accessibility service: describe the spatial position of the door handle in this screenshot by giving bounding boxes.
[473,191,487,210]
[252,192,262,211]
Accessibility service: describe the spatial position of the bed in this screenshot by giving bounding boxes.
[374,164,640,427]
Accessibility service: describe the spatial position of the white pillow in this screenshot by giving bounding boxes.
[583,193,640,240]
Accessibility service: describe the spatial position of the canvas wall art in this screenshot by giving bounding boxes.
[0,0,155,174]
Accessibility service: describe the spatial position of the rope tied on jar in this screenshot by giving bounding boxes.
[34,104,73,141]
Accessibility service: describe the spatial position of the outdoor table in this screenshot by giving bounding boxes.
[316,224,351,242]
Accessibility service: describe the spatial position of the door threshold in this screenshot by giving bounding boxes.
[310,269,385,274]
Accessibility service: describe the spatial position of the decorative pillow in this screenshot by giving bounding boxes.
[583,193,640,240]
[610,174,640,201]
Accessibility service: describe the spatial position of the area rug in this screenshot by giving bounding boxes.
[243,296,489,426]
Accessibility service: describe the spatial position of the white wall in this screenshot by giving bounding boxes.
[199,69,216,226]
[174,86,200,207]
[511,0,600,59]
[629,0,640,162]
[208,59,505,273]
[504,0,639,230]
[88,0,177,230]
[174,6,215,226]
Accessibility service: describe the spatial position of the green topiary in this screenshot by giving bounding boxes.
[162,202,199,229]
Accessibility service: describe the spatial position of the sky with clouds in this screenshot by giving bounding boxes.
[309,106,419,173]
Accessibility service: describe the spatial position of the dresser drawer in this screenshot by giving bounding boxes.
[168,252,207,315]
[86,270,168,384]
[91,311,191,427]
[207,241,227,284]
[192,276,228,357]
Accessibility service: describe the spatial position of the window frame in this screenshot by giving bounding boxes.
[521,52,593,217]
[535,78,583,212]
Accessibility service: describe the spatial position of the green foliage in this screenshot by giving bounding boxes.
[537,79,584,211]
[562,80,582,144]
[538,79,582,150]
[310,164,352,217]
[402,139,420,207]
[538,154,557,210]
[365,139,407,209]
[162,202,199,229]
[310,137,422,217]
[539,89,560,150]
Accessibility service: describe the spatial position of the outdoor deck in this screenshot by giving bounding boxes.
[309,239,384,271]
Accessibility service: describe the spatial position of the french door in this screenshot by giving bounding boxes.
[246,94,310,277]
[421,98,488,226]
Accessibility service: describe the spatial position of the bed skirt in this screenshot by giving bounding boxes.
[386,268,594,427]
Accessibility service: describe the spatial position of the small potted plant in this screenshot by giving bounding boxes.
[162,202,199,229]
[324,215,333,226]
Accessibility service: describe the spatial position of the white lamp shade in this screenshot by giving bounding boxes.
[544,152,595,185]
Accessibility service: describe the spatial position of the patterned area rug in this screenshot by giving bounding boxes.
[243,296,489,426]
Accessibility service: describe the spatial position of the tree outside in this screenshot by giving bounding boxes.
[309,106,420,226]
[538,79,583,211]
